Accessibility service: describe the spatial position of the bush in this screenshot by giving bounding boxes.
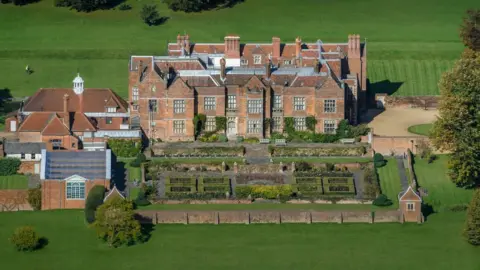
[373,153,385,168]
[464,189,480,245]
[10,226,40,252]
[236,136,244,143]
[85,185,106,224]
[448,204,468,212]
[1,0,12,3]
[164,192,226,200]
[427,153,437,164]
[140,182,156,200]
[325,163,335,171]
[295,162,312,172]
[130,153,147,167]
[56,0,119,12]
[140,4,161,26]
[0,158,21,176]
[134,189,151,206]
[270,146,365,157]
[363,167,380,199]
[93,197,143,248]
[108,139,142,157]
[372,194,393,206]
[243,137,259,143]
[118,3,131,10]
[217,134,228,142]
[270,132,286,141]
[27,186,42,211]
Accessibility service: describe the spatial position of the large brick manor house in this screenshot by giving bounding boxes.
[129,34,367,141]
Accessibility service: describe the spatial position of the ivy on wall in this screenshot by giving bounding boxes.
[306,116,317,132]
[215,116,227,132]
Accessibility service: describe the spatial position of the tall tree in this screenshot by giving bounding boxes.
[460,9,480,51]
[464,189,480,245]
[430,49,480,187]
[92,197,142,247]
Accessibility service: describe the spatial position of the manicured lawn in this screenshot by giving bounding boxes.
[408,123,433,136]
[414,155,473,210]
[377,158,402,207]
[0,0,474,98]
[140,203,378,211]
[0,210,477,270]
[272,157,372,164]
[129,187,140,200]
[0,175,28,189]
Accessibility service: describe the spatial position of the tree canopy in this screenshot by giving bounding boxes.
[464,189,480,245]
[460,9,480,51]
[430,49,480,187]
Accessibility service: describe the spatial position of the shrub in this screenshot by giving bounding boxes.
[108,139,142,157]
[373,153,385,168]
[217,134,228,142]
[130,153,147,168]
[236,136,244,143]
[1,0,12,3]
[93,197,143,248]
[306,116,317,132]
[10,226,40,252]
[0,158,21,176]
[134,189,151,206]
[325,163,335,171]
[427,153,437,164]
[417,139,432,159]
[56,0,119,12]
[215,116,227,131]
[193,114,206,137]
[295,162,312,172]
[270,146,365,157]
[448,204,468,212]
[140,182,157,200]
[27,186,42,211]
[363,167,380,199]
[464,189,480,245]
[85,185,106,224]
[270,132,286,141]
[243,137,259,144]
[118,3,131,10]
[165,192,226,200]
[372,194,393,206]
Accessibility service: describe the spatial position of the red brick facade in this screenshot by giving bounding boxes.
[41,179,110,210]
[129,34,367,141]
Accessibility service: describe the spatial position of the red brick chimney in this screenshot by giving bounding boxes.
[63,94,70,128]
[265,59,272,80]
[224,35,240,58]
[272,37,281,59]
[295,37,302,58]
[177,34,191,56]
[348,34,361,58]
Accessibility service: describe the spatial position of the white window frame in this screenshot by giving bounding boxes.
[272,117,282,132]
[247,120,262,134]
[133,105,139,111]
[323,119,336,134]
[407,202,415,211]
[106,107,116,113]
[227,95,237,109]
[173,120,185,134]
[204,97,216,111]
[273,95,283,109]
[132,87,139,101]
[294,117,306,131]
[293,97,305,111]
[205,117,216,132]
[174,100,185,114]
[324,99,336,113]
[283,60,291,65]
[66,181,86,200]
[253,55,262,65]
[248,99,262,114]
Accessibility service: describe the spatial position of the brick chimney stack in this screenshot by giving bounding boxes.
[63,94,70,129]
[138,60,144,81]
[348,34,361,58]
[224,35,240,59]
[314,58,320,73]
[272,37,281,59]
[265,59,272,80]
[177,34,191,56]
[295,37,302,58]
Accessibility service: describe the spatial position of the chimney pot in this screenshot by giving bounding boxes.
[63,94,70,129]
[220,58,227,81]
[295,37,302,58]
[272,37,281,59]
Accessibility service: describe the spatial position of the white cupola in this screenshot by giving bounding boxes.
[73,73,84,95]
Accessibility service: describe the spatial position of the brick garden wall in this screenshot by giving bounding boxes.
[0,190,31,211]
[136,210,403,224]
[372,136,425,156]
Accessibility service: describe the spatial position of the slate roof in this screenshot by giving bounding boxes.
[42,150,111,180]
[3,142,45,154]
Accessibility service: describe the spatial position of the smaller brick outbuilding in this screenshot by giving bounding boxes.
[40,149,112,210]
[399,186,423,223]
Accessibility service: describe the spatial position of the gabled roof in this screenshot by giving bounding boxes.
[104,186,126,202]
[18,112,55,132]
[42,115,70,136]
[398,186,422,202]
[105,97,118,108]
[23,88,128,113]
[60,112,96,132]
[3,142,45,154]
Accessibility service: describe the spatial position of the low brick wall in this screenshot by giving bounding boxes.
[372,136,425,156]
[136,210,403,224]
[0,190,31,211]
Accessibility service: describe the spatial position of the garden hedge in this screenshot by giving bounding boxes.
[84,185,106,224]
[235,185,293,200]
[157,146,245,157]
[269,145,366,157]
[107,139,142,157]
[0,158,21,176]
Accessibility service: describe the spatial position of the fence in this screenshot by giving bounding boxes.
[136,210,403,225]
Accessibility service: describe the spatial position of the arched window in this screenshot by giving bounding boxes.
[66,181,85,199]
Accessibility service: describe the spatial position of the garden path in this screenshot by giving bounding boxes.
[396,157,409,191]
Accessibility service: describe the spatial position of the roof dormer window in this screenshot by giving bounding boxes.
[253,55,262,65]
[106,107,117,113]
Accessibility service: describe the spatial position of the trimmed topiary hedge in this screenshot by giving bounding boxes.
[0,158,21,176]
[85,185,106,224]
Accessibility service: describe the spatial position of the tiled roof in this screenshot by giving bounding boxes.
[18,112,55,132]
[42,115,70,136]
[23,88,128,113]
[59,112,96,132]
[18,112,96,134]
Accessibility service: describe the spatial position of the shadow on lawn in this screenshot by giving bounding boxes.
[111,155,127,192]
[140,223,155,243]
[422,203,435,221]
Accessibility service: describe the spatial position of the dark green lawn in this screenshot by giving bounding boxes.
[0,0,475,98]
[377,158,402,207]
[0,175,29,189]
[408,123,433,136]
[0,210,477,270]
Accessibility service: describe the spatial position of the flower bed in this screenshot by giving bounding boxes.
[236,173,285,184]
[269,145,366,157]
[155,146,245,157]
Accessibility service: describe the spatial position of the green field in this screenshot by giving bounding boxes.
[414,155,473,210]
[377,159,402,207]
[0,210,477,270]
[272,157,372,164]
[0,175,28,189]
[0,0,474,99]
[408,123,434,136]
